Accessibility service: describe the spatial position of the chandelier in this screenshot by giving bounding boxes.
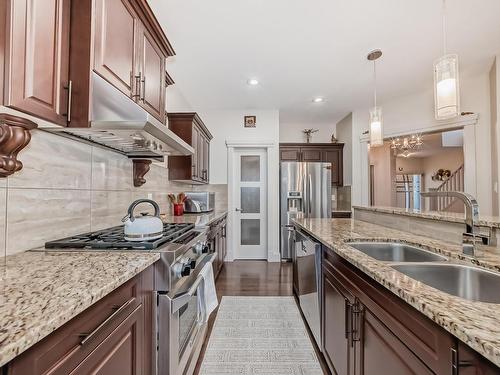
[390,134,424,157]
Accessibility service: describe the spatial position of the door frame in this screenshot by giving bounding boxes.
[226,140,280,262]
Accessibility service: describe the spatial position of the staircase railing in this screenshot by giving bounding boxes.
[430,164,464,211]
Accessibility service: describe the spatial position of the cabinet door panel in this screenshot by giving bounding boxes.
[358,308,433,375]
[191,126,199,179]
[203,137,210,182]
[70,305,144,375]
[280,148,301,161]
[6,0,70,125]
[300,148,323,162]
[138,26,165,121]
[323,149,342,186]
[94,0,137,97]
[323,268,353,375]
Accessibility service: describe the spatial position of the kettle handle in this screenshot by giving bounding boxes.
[127,199,160,221]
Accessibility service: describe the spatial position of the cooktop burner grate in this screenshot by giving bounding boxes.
[45,223,195,250]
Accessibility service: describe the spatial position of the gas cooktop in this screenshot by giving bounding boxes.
[45,223,195,250]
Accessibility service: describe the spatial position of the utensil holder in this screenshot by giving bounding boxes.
[173,203,184,216]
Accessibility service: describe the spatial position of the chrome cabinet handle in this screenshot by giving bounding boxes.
[140,76,146,101]
[132,73,141,99]
[79,297,135,345]
[64,80,73,122]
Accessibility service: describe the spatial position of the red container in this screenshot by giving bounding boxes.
[173,203,184,216]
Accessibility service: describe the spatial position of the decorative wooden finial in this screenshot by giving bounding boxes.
[0,114,37,177]
[133,159,152,187]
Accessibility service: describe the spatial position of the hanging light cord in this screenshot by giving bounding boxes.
[442,0,447,55]
[373,60,377,108]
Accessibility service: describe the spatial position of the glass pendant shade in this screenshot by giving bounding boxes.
[369,106,383,147]
[434,54,460,120]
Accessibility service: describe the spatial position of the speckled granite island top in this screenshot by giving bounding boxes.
[293,217,500,367]
[0,251,160,367]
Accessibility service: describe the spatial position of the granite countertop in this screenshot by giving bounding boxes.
[161,210,227,227]
[0,251,160,367]
[354,205,500,229]
[292,217,500,366]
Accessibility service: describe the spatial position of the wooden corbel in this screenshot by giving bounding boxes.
[133,159,152,187]
[0,114,37,177]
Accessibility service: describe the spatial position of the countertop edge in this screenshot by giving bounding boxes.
[353,205,500,229]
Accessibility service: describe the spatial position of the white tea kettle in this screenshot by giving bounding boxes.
[122,199,164,241]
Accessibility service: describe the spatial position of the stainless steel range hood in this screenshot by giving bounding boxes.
[45,73,193,159]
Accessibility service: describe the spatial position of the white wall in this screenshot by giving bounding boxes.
[490,56,500,215]
[279,122,336,143]
[336,113,353,185]
[197,110,280,184]
[351,72,494,215]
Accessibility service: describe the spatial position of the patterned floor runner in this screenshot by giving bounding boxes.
[199,296,323,375]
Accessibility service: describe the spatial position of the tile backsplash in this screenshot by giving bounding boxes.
[0,129,227,256]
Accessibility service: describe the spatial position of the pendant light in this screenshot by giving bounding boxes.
[434,0,460,120]
[368,49,383,147]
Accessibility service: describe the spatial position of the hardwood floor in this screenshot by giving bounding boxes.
[193,260,330,374]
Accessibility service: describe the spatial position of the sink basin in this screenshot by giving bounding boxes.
[348,242,447,262]
[392,264,500,303]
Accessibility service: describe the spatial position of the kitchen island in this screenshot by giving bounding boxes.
[293,217,500,372]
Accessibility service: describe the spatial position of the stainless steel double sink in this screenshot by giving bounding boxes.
[348,241,500,304]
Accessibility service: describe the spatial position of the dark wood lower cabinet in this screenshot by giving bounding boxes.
[321,246,499,375]
[358,307,433,375]
[210,215,227,280]
[6,266,154,375]
[70,304,144,375]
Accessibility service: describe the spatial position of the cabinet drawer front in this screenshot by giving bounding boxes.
[324,248,455,375]
[7,275,142,375]
[70,304,144,375]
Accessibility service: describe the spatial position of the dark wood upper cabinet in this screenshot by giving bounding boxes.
[137,23,166,122]
[280,148,301,161]
[301,147,323,162]
[3,0,71,126]
[323,148,343,186]
[93,0,138,98]
[168,113,212,184]
[279,143,344,186]
[2,0,174,128]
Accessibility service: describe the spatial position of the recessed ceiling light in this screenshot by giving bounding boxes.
[247,79,259,86]
[312,97,325,103]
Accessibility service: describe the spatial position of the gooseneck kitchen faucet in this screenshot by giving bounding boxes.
[420,191,494,256]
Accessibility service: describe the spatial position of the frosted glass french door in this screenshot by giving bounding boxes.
[234,149,267,259]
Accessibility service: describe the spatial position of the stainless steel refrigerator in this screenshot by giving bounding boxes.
[280,162,332,259]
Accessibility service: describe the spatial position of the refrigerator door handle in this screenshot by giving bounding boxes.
[307,174,312,216]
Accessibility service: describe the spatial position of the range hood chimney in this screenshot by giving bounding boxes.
[45,73,193,160]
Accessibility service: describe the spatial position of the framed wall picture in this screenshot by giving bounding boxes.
[244,115,256,128]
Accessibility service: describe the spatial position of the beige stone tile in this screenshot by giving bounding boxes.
[91,147,133,191]
[409,217,463,244]
[91,190,133,231]
[6,189,91,254]
[0,188,6,257]
[8,130,92,189]
[134,163,168,192]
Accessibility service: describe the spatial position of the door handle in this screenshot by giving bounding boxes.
[235,208,244,213]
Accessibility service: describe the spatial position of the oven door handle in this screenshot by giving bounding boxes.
[171,252,217,313]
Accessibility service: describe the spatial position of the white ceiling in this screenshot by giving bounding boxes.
[148,0,500,127]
